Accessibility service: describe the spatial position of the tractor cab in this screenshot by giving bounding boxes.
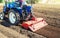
[4,0,32,14]
[2,0,32,25]
[4,0,21,10]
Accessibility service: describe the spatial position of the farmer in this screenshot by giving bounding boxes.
[17,0,27,7]
[18,0,28,12]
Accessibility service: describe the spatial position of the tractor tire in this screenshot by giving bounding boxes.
[8,10,20,25]
[0,12,4,21]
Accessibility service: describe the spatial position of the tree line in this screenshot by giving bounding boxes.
[0,0,39,3]
[26,0,39,4]
[0,0,2,3]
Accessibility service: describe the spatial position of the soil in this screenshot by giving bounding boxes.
[33,4,60,38]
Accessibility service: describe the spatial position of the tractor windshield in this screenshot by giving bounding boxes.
[5,0,27,7]
[5,0,15,4]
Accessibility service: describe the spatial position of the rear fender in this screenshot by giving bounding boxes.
[26,6,32,14]
[11,8,23,19]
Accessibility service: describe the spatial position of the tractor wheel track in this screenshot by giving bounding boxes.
[0,24,29,38]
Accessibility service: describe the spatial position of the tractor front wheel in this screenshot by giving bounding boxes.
[0,12,4,21]
[8,10,20,25]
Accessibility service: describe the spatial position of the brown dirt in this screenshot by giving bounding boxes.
[0,32,8,38]
[0,24,29,38]
[0,5,3,12]
[35,25,60,38]
[33,4,60,38]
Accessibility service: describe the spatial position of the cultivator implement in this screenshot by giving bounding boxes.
[22,17,48,32]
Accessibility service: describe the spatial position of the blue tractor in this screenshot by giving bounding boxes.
[0,0,32,25]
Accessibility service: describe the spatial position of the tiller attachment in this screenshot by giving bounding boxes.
[22,17,48,32]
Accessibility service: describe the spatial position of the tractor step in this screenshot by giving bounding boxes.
[22,18,48,32]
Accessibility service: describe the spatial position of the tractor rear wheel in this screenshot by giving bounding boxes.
[8,10,20,25]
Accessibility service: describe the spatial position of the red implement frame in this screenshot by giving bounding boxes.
[22,18,48,32]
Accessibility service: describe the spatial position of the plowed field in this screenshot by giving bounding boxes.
[0,4,60,38]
